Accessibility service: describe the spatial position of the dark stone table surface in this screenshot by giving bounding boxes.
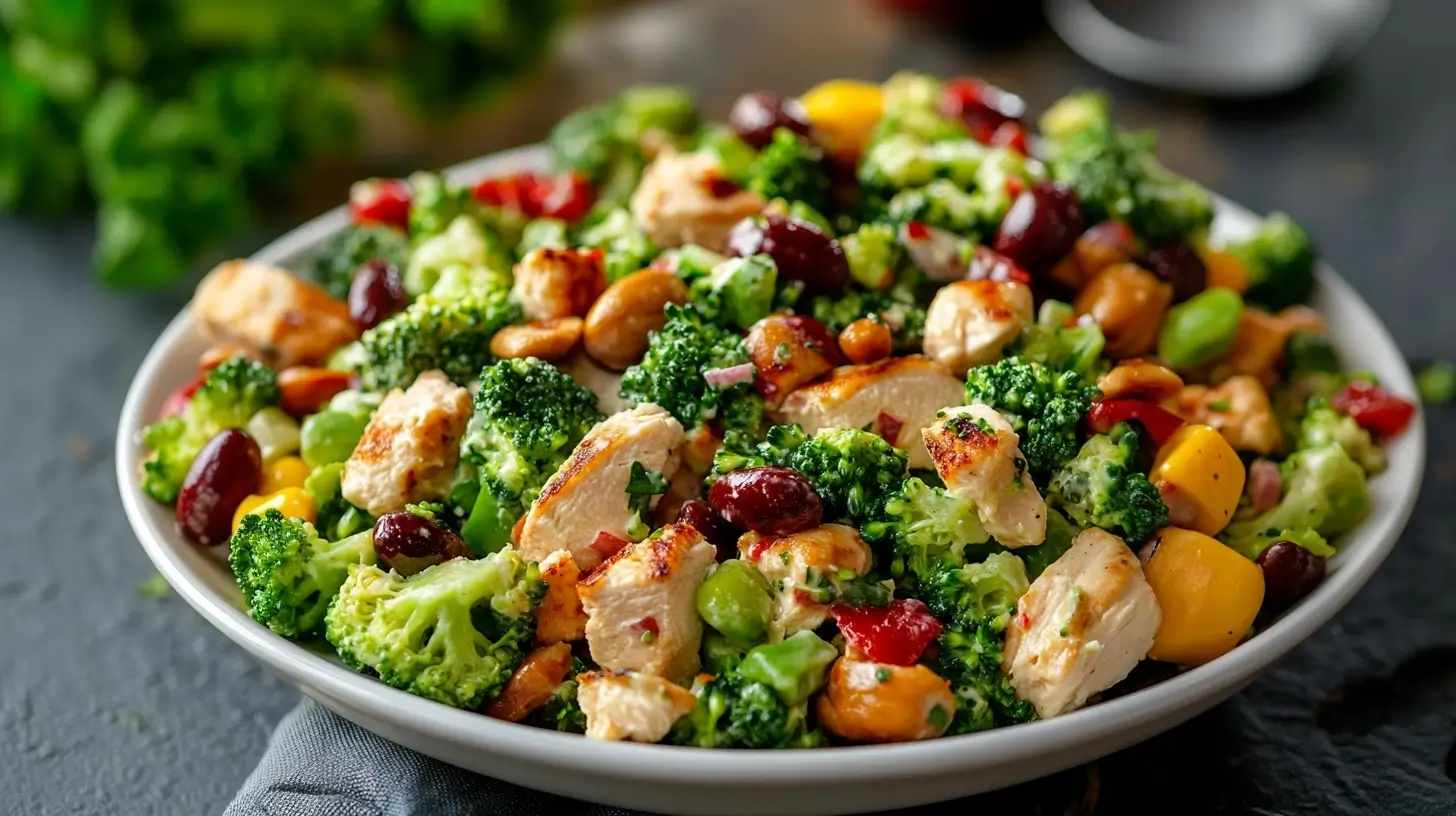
[3,1,1453,813]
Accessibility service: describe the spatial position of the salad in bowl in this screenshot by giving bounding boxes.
[134,74,1418,749]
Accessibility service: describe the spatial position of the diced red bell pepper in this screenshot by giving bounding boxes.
[874,412,904,446]
[1332,381,1417,438]
[938,77,1026,141]
[830,598,943,666]
[348,178,412,230]
[589,530,631,562]
[471,171,596,222]
[1086,398,1186,446]
[159,377,203,420]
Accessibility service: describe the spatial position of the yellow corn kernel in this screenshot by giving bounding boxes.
[261,456,310,494]
[1143,527,1265,665]
[232,487,317,533]
[1151,424,1245,536]
[799,80,884,158]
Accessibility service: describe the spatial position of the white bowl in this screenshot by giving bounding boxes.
[117,146,1426,816]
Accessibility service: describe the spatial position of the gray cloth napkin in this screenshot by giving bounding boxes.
[225,698,637,816]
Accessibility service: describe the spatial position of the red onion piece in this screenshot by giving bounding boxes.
[704,363,756,388]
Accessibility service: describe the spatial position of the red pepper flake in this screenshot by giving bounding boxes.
[633,616,660,637]
[1331,381,1417,438]
[874,412,904,445]
[589,531,630,561]
[1004,177,1025,199]
[792,588,819,606]
[1017,611,1032,630]
[830,599,942,666]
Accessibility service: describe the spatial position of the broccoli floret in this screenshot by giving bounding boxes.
[747,128,832,216]
[141,357,280,504]
[964,357,1102,479]
[688,254,778,330]
[1300,398,1386,474]
[303,463,375,542]
[1226,212,1317,311]
[658,243,727,285]
[549,86,698,196]
[1222,444,1370,560]
[308,225,411,300]
[1018,507,1080,580]
[1046,422,1168,544]
[884,180,981,237]
[862,476,989,582]
[577,206,657,282]
[840,222,903,290]
[404,214,511,298]
[528,656,591,734]
[921,552,1036,733]
[229,509,376,638]
[669,668,825,749]
[1286,331,1342,377]
[872,71,964,144]
[356,284,521,392]
[713,425,910,527]
[1040,90,1213,246]
[458,358,603,553]
[406,171,468,241]
[620,304,764,435]
[326,550,543,709]
[858,134,984,194]
[807,284,926,353]
[1011,300,1107,380]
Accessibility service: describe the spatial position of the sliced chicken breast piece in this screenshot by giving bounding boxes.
[577,523,717,683]
[629,150,765,252]
[517,403,685,570]
[775,356,964,470]
[739,524,874,639]
[340,371,472,517]
[192,260,357,368]
[1003,528,1161,718]
[578,669,697,742]
[923,280,1034,376]
[922,404,1047,547]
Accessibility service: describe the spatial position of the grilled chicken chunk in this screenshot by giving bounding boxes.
[578,669,697,742]
[738,524,874,639]
[1002,528,1161,717]
[629,150,765,252]
[923,404,1047,548]
[517,403,684,570]
[192,260,357,368]
[340,371,472,517]
[775,356,964,470]
[922,280,1034,376]
[577,523,717,683]
[534,550,588,645]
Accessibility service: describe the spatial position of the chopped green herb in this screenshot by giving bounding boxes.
[641,630,656,644]
[927,704,950,728]
[1207,399,1232,412]
[1416,361,1455,404]
[875,667,892,683]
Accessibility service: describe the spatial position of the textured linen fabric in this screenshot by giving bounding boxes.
[226,699,634,816]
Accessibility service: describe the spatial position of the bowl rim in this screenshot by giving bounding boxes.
[116,145,1426,785]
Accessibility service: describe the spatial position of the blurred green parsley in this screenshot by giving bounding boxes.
[0,0,575,288]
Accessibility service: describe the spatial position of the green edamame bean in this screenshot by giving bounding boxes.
[738,630,839,705]
[694,559,774,649]
[1158,287,1244,369]
[300,410,369,468]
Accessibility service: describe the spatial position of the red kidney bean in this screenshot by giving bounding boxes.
[708,467,822,536]
[1256,540,1327,610]
[176,429,262,547]
[1146,241,1208,303]
[349,260,408,332]
[725,215,849,295]
[994,181,1085,274]
[728,91,811,150]
[373,511,469,576]
[675,499,740,562]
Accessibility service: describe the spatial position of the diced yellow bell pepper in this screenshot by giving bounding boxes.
[799,80,884,159]
[1142,527,1265,665]
[261,456,310,494]
[1151,424,1245,536]
[232,487,317,534]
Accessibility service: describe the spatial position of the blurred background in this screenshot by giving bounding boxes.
[5,1,1455,814]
